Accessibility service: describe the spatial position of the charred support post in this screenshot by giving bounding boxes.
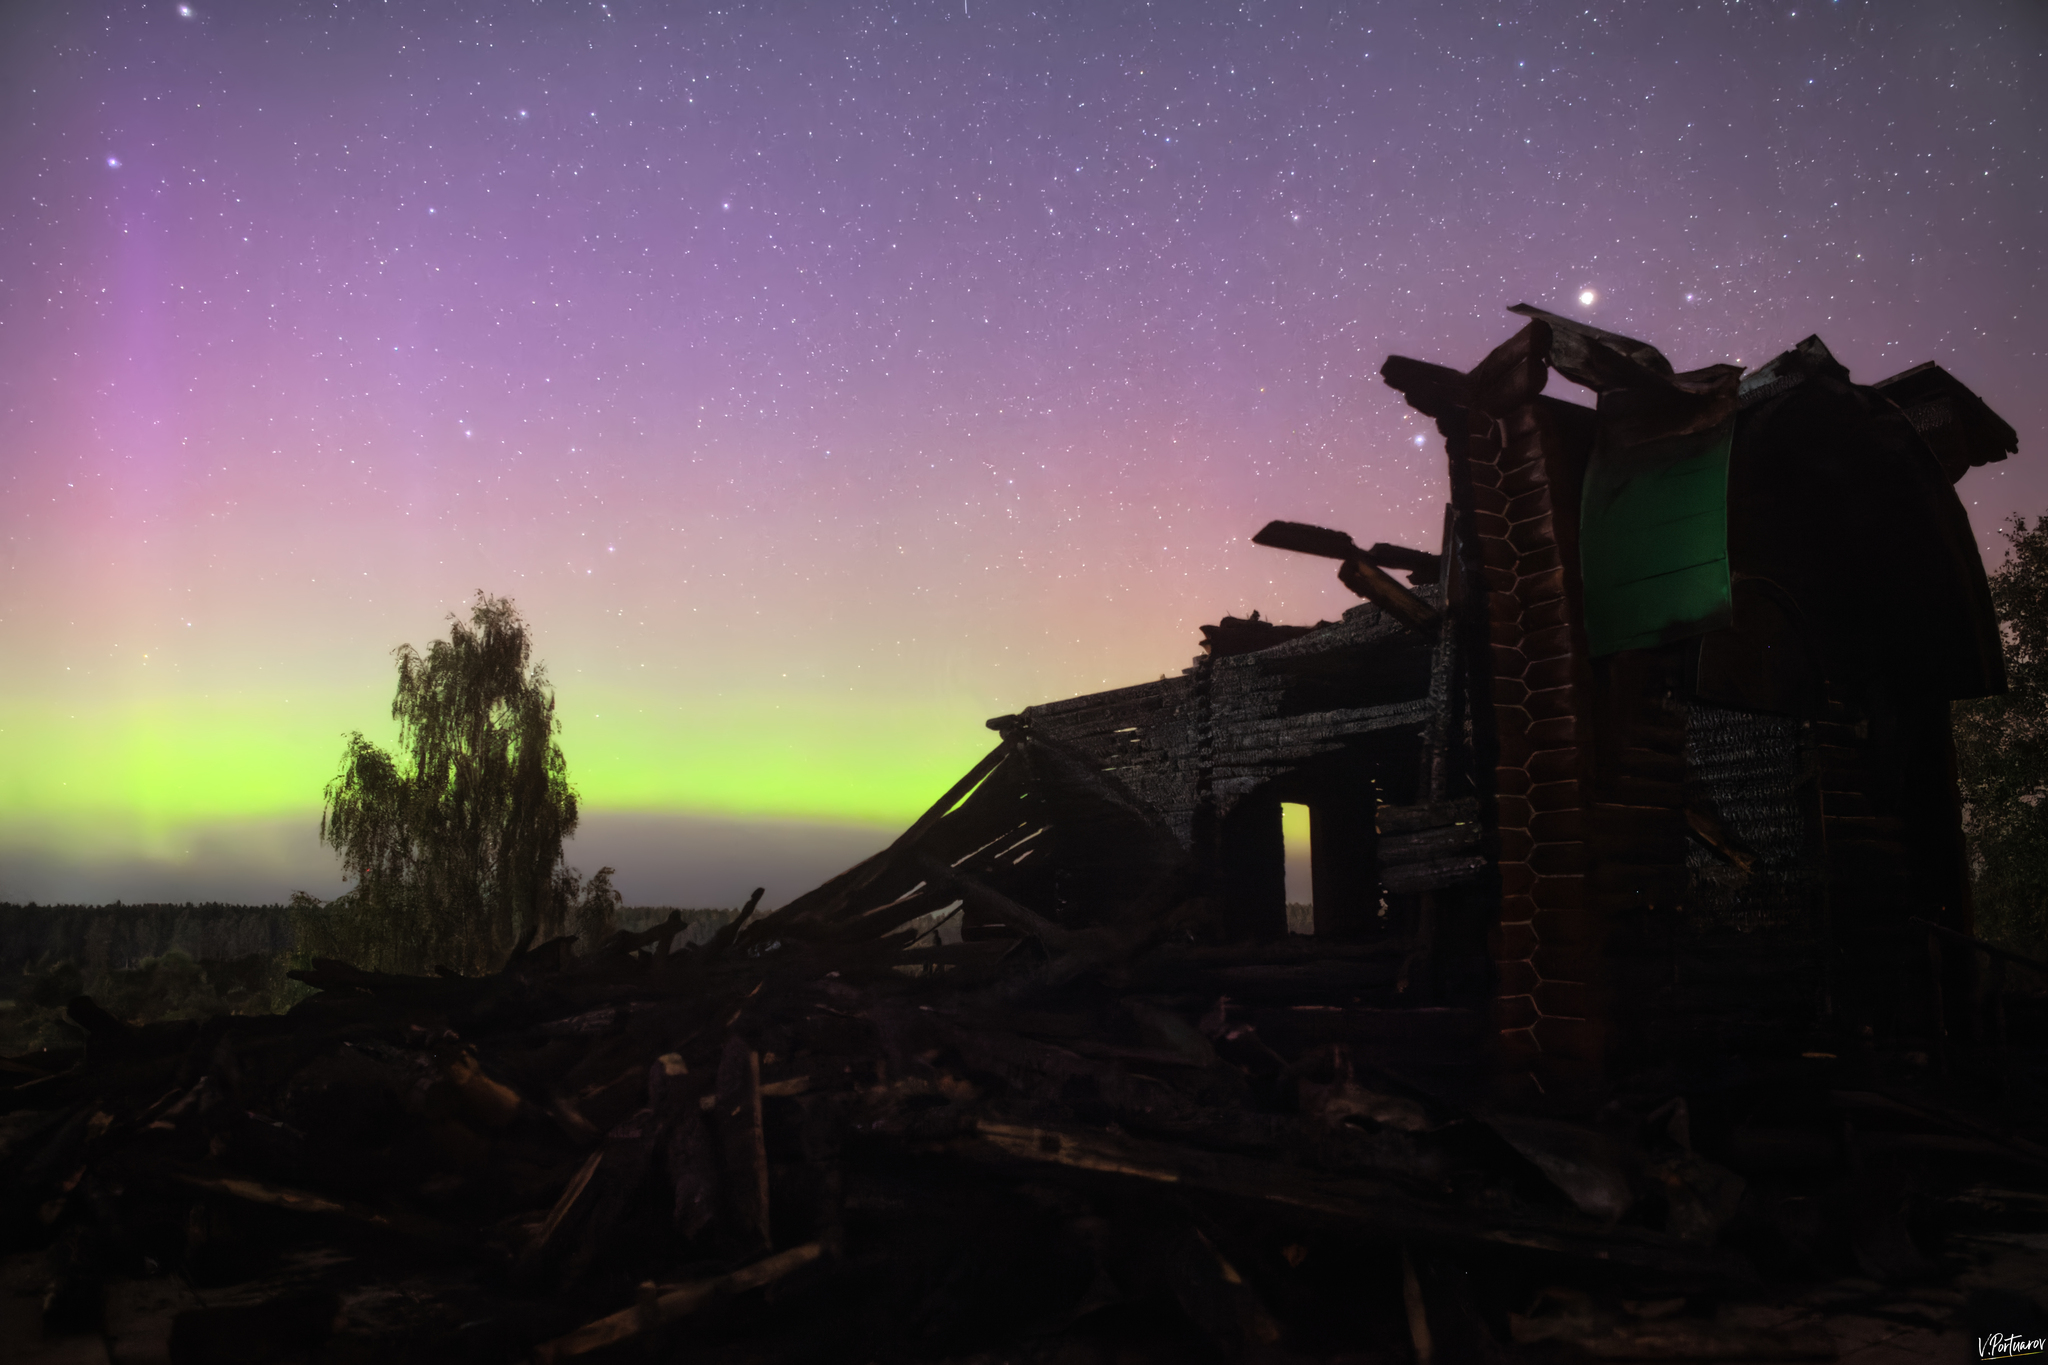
[1310,788,1379,939]
[1219,791,1289,942]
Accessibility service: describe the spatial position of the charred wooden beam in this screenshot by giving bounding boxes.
[1380,355,1472,418]
[957,1121,1752,1281]
[532,1243,827,1362]
[716,1035,772,1257]
[1337,556,1441,629]
[1377,798,1482,836]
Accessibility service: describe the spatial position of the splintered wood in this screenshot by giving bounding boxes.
[2,726,2043,1363]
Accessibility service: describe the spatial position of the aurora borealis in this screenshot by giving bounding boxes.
[2,0,2043,907]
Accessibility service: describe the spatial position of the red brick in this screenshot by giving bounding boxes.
[1495,766,1532,797]
[1531,872,1587,908]
[1491,677,1529,709]
[1533,980,1602,1019]
[1470,483,1510,517]
[1531,941,1603,982]
[1472,510,1511,542]
[1507,512,1558,556]
[1590,802,1683,841]
[1532,1014,1607,1062]
[1495,959,1539,995]
[1496,902,1538,937]
[1611,837,1691,870]
[1530,1054,1607,1103]
[1502,404,1548,440]
[1500,458,1550,501]
[1521,624,1576,660]
[1530,842,1590,876]
[1531,906,1604,946]
[1520,594,1571,633]
[1489,616,1525,649]
[1494,796,1534,831]
[1490,644,1530,679]
[1493,995,1539,1031]
[1495,726,1532,768]
[1527,714,1580,749]
[1591,863,1688,900]
[1514,566,1567,609]
[1482,565,1515,594]
[1494,1027,1543,1066]
[1610,776,1685,808]
[1524,654,1576,693]
[1497,827,1533,862]
[1504,486,1555,524]
[1498,861,1536,897]
[1529,806,1587,842]
[1527,779,1582,813]
[1496,431,1543,468]
[1479,534,1518,572]
[1527,748,1582,786]
[1488,590,1521,625]
[1525,685,1577,721]
[1467,461,1503,490]
[1515,542,1564,578]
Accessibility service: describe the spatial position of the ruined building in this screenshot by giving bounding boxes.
[985,307,2016,1106]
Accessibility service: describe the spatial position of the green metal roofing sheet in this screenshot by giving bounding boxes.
[1580,418,1734,657]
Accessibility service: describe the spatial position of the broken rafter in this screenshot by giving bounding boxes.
[532,1242,828,1362]
[1337,555,1440,629]
[955,1121,1752,1282]
[1250,519,1442,627]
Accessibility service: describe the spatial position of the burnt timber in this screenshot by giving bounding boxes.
[999,306,2016,1107]
[3,309,2041,1365]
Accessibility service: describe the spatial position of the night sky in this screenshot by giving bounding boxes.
[2,0,2043,907]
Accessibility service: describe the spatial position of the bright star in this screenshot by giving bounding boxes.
[106,156,121,168]
[1578,289,1597,307]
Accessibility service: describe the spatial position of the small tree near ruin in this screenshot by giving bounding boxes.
[1954,513,2048,960]
[301,592,613,975]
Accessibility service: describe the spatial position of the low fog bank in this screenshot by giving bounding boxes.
[564,811,896,910]
[0,810,899,911]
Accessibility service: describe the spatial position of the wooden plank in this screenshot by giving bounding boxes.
[165,1170,472,1250]
[716,1037,772,1258]
[1378,798,1483,836]
[1339,557,1441,629]
[959,1122,1749,1281]
[516,1148,605,1280]
[532,1243,827,1362]
[1378,823,1482,865]
[1381,355,1473,418]
[1380,856,1490,894]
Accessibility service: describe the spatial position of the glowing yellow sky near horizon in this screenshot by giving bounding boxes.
[0,689,1002,851]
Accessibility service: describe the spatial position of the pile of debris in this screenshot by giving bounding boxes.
[3,732,2045,1363]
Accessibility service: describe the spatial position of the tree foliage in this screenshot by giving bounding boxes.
[303,593,614,974]
[1954,514,2048,958]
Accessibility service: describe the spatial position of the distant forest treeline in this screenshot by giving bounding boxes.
[0,901,745,1056]
[0,901,744,981]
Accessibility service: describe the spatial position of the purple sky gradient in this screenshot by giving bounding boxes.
[1,0,2042,907]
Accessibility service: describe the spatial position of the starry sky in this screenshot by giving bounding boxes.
[2,0,2042,908]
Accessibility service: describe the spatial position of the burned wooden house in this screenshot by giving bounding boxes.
[10,312,2038,1365]
[976,306,2016,1107]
